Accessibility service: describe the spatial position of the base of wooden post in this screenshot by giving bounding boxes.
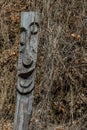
[13,91,33,130]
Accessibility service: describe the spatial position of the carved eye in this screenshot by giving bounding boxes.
[20,27,26,33]
[30,22,39,35]
[20,42,24,46]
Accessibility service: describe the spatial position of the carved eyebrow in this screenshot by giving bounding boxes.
[30,22,39,27]
[20,27,27,33]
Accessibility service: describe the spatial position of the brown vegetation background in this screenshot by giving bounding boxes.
[0,0,87,130]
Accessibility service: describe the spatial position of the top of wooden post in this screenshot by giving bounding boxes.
[21,12,41,29]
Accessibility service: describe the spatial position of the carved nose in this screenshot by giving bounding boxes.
[22,55,33,68]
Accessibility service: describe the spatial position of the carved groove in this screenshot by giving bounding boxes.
[17,84,34,95]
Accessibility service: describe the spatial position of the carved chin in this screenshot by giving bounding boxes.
[19,78,32,88]
[17,79,34,94]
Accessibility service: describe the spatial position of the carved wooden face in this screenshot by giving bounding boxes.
[17,12,40,94]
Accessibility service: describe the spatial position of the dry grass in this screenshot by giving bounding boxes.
[0,0,87,130]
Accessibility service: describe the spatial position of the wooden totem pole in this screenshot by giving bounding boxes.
[13,12,41,130]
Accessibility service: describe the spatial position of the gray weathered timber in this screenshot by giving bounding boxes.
[13,12,41,130]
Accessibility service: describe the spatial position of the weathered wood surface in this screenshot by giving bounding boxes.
[13,12,41,130]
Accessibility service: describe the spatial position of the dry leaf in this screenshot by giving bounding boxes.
[77,34,81,40]
[71,33,76,38]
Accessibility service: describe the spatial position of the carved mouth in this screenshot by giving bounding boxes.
[18,68,34,79]
[18,67,34,88]
[18,54,35,89]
